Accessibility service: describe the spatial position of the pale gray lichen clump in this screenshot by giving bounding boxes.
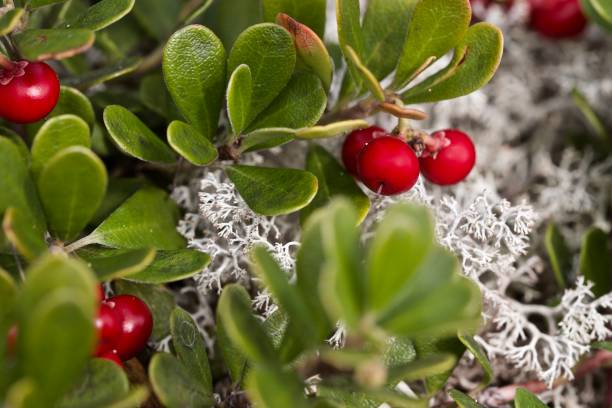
[171,1,612,405]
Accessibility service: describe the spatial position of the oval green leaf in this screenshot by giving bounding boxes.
[14,28,95,61]
[227,64,253,135]
[123,249,211,284]
[226,165,318,216]
[579,227,611,298]
[3,207,47,261]
[76,247,156,280]
[514,388,548,408]
[167,120,218,166]
[295,119,369,139]
[0,8,25,36]
[69,0,135,31]
[240,127,296,153]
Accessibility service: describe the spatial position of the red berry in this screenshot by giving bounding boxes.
[97,284,106,303]
[98,350,123,368]
[94,302,121,356]
[529,0,587,38]
[6,325,17,355]
[106,295,153,360]
[357,136,420,195]
[342,126,385,176]
[419,129,476,186]
[0,61,60,124]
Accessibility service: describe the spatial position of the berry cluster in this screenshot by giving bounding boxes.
[342,127,476,196]
[0,60,60,124]
[95,286,153,367]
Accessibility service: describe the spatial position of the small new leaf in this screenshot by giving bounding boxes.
[167,121,218,166]
[227,64,253,135]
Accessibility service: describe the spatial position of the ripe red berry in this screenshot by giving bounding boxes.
[529,0,587,38]
[357,136,420,195]
[98,350,123,368]
[419,129,476,186]
[94,302,121,356]
[342,126,385,176]
[0,61,60,124]
[106,295,153,360]
[97,284,106,303]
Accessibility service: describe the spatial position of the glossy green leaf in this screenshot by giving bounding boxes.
[58,359,130,408]
[514,388,547,408]
[52,86,96,128]
[114,280,175,341]
[167,120,218,166]
[22,291,95,406]
[362,0,417,81]
[263,0,326,37]
[544,223,572,289]
[246,366,309,408]
[218,284,278,365]
[228,23,296,127]
[104,105,176,164]
[295,120,369,139]
[393,0,470,89]
[216,297,247,384]
[149,353,213,408]
[163,25,226,140]
[388,354,456,383]
[31,114,91,179]
[64,57,141,88]
[0,126,29,161]
[0,8,25,36]
[402,23,503,104]
[449,390,485,408]
[277,13,332,90]
[336,0,365,89]
[38,147,108,242]
[171,307,213,393]
[227,64,253,135]
[76,247,156,280]
[69,0,135,31]
[343,45,385,101]
[2,207,47,261]
[301,144,369,225]
[579,227,611,297]
[248,72,327,131]
[226,165,318,216]
[319,199,364,328]
[458,333,493,389]
[581,0,612,31]
[367,203,434,310]
[240,127,296,153]
[124,249,211,284]
[71,187,186,251]
[14,28,95,61]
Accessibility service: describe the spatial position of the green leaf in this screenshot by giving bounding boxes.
[90,178,144,226]
[216,302,247,384]
[227,64,253,135]
[0,8,25,36]
[295,120,369,139]
[226,165,318,216]
[183,0,215,25]
[167,120,218,166]
[458,333,493,389]
[319,199,365,328]
[72,187,186,251]
[228,23,296,128]
[413,336,465,393]
[149,353,214,408]
[38,147,108,242]
[388,354,457,383]
[106,387,149,408]
[246,366,309,408]
[263,0,326,37]
[31,114,91,179]
[217,284,278,365]
[301,144,369,225]
[276,13,332,91]
[170,307,213,393]
[544,223,572,289]
[240,127,296,153]
[64,57,141,88]
[76,247,156,280]
[367,204,434,311]
[571,88,609,142]
[514,388,547,408]
[123,249,211,284]
[0,267,16,316]
[343,45,385,101]
[251,246,318,348]
[139,74,181,120]
[402,23,503,104]
[69,0,135,31]
[58,359,130,408]
[163,25,226,140]
[2,207,47,261]
[449,390,485,408]
[579,227,611,298]
[248,72,327,131]
[113,280,175,341]
[201,0,262,49]
[581,0,612,31]
[14,28,94,61]
[393,0,470,89]
[103,105,176,164]
[336,0,365,89]
[51,86,96,128]
[132,0,181,40]
[362,0,417,81]
[21,291,95,406]
[591,341,612,351]
[0,126,29,161]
